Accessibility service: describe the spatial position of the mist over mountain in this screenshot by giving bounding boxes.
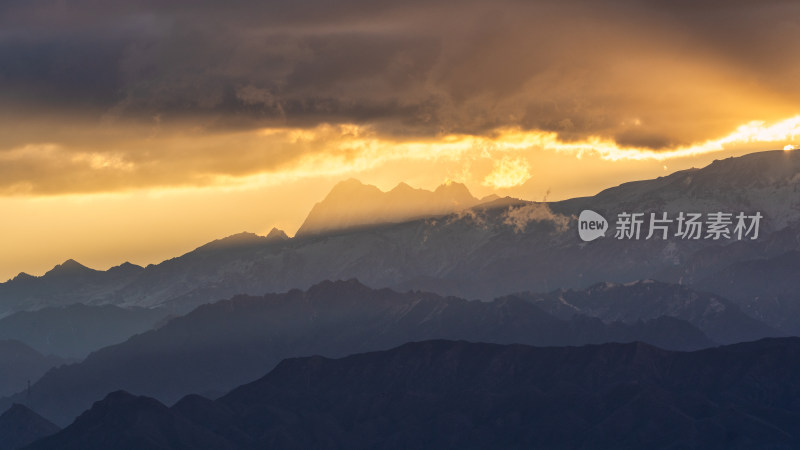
[26,338,800,450]
[0,150,798,330]
[0,149,796,446]
[695,250,800,334]
[0,340,66,398]
[0,404,60,450]
[1,280,716,426]
[26,392,228,450]
[557,150,800,230]
[0,304,169,359]
[0,261,143,316]
[517,280,780,344]
[296,179,481,236]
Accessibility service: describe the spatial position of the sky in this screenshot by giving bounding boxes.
[1,0,799,280]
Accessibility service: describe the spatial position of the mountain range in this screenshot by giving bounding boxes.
[0,404,59,450]
[1,279,721,426]
[1,150,798,333]
[0,304,170,359]
[25,337,800,449]
[0,340,66,398]
[0,260,143,316]
[516,279,779,344]
[694,250,800,334]
[296,178,482,236]
[0,149,797,446]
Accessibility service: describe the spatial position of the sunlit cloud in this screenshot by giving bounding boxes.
[3,113,797,197]
[577,116,800,161]
[482,156,531,189]
[234,115,800,191]
[2,0,800,280]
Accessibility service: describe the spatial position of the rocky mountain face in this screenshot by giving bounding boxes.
[2,149,798,447]
[0,150,798,329]
[0,260,143,316]
[1,280,717,427]
[295,179,481,237]
[26,337,800,450]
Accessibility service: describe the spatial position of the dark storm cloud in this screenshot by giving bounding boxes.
[1,0,799,148]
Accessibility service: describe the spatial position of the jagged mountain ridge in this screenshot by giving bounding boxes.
[0,261,143,316]
[0,304,170,359]
[516,279,780,344]
[295,179,481,237]
[0,279,716,426]
[26,337,800,450]
[557,150,800,229]
[0,150,799,328]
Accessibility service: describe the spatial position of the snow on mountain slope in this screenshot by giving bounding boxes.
[1,149,798,321]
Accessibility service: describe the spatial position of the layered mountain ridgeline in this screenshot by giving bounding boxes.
[1,280,721,426]
[0,404,59,450]
[516,280,780,344]
[1,150,799,329]
[0,260,143,316]
[0,340,66,398]
[296,178,485,237]
[694,250,800,335]
[0,304,170,359]
[27,338,800,450]
[0,181,522,317]
[557,149,800,230]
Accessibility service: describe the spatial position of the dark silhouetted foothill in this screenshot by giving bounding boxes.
[25,338,800,450]
[0,280,717,426]
[0,403,59,450]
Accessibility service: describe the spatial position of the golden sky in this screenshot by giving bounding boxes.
[0,0,799,280]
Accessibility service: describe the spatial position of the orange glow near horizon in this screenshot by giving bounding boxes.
[0,114,798,281]
[3,0,800,283]
[211,114,800,192]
